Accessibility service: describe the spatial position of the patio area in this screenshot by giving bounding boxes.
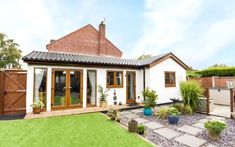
[24,104,143,119]
[119,107,235,147]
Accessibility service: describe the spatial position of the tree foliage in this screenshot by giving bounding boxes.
[0,33,22,69]
[137,54,152,60]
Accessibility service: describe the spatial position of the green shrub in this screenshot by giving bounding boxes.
[174,103,183,112]
[180,80,204,111]
[187,70,201,78]
[168,107,180,116]
[137,125,145,134]
[107,107,118,120]
[198,67,235,77]
[181,105,193,115]
[142,88,158,108]
[157,107,169,119]
[204,120,227,134]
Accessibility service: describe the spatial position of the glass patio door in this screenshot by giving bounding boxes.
[53,70,66,107]
[69,70,83,106]
[87,70,96,107]
[126,71,136,103]
[52,69,83,109]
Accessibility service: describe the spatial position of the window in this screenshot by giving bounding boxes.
[106,71,123,88]
[165,71,176,87]
[34,68,47,108]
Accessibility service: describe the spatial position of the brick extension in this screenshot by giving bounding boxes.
[46,21,122,58]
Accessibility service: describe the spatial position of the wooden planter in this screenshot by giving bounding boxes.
[128,120,138,133]
[100,101,107,107]
[33,107,41,114]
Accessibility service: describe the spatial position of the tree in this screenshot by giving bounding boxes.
[137,54,152,60]
[0,33,22,69]
[209,63,228,69]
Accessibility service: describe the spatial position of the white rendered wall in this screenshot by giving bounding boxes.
[147,58,187,104]
[26,64,144,113]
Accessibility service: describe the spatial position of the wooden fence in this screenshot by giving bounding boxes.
[0,70,27,115]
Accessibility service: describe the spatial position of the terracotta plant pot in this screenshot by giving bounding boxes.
[207,129,221,140]
[100,101,107,107]
[33,107,41,114]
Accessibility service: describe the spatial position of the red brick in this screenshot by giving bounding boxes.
[46,22,122,58]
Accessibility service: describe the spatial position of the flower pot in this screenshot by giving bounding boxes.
[168,115,180,124]
[138,130,144,135]
[144,107,152,116]
[207,129,221,140]
[114,101,117,105]
[100,101,107,107]
[128,120,138,133]
[33,107,41,114]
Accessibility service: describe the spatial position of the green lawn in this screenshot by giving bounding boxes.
[0,113,153,147]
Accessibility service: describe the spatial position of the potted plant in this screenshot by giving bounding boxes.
[137,125,145,135]
[31,101,44,114]
[128,119,138,133]
[204,120,227,140]
[98,85,109,107]
[142,88,157,116]
[168,107,180,124]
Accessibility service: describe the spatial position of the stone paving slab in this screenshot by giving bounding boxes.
[123,113,139,119]
[134,118,149,124]
[120,111,132,115]
[130,109,143,114]
[198,119,209,123]
[175,134,206,147]
[154,128,180,139]
[143,122,164,130]
[177,125,203,135]
[206,144,217,147]
[192,122,205,129]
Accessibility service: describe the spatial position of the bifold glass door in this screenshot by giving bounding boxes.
[52,69,83,109]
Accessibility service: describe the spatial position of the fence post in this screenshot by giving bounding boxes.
[230,89,234,115]
[207,88,210,114]
[0,71,4,115]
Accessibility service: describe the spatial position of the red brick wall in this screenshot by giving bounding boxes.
[46,24,122,58]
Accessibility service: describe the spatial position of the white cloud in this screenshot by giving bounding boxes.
[0,0,55,55]
[134,0,235,69]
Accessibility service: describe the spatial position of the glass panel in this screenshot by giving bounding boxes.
[170,73,175,85]
[54,71,66,106]
[34,68,47,107]
[165,72,170,85]
[107,72,114,86]
[70,71,82,106]
[128,73,135,100]
[116,72,123,86]
[87,71,96,106]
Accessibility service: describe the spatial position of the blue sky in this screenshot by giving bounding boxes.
[0,0,235,69]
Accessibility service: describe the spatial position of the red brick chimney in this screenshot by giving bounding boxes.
[99,21,106,56]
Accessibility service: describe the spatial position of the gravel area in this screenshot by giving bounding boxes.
[197,118,235,147]
[119,109,235,147]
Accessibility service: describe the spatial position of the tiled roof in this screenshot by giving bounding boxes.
[22,51,173,68]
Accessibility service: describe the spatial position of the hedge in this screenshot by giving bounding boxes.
[197,67,235,77]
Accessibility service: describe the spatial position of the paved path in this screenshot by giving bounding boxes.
[119,108,220,147]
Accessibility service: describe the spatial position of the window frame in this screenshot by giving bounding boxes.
[106,70,123,88]
[165,71,176,87]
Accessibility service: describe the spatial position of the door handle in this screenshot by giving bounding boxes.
[4,90,7,95]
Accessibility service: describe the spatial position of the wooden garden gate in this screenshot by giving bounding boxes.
[0,70,27,115]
